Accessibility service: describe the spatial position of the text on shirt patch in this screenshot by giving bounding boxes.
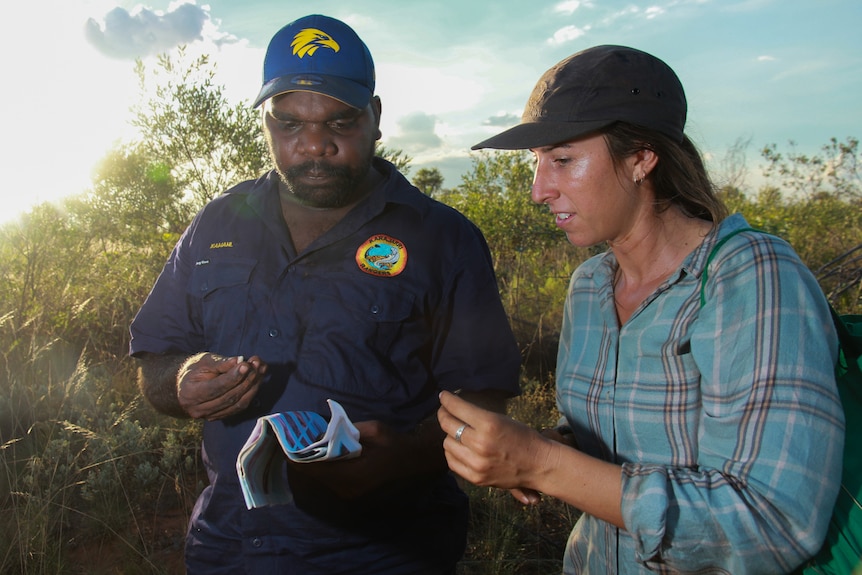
[210,241,234,249]
[355,235,407,277]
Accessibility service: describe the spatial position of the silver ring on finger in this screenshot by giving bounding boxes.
[454,424,467,443]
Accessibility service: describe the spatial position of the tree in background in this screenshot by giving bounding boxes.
[440,150,590,378]
[375,143,412,175]
[720,137,862,310]
[762,136,860,200]
[440,150,560,265]
[132,49,270,212]
[412,167,444,196]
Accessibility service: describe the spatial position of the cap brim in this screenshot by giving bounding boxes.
[471,119,614,150]
[253,74,372,109]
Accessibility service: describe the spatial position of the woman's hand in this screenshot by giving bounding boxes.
[437,390,552,504]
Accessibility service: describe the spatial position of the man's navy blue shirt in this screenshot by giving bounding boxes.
[130,159,521,574]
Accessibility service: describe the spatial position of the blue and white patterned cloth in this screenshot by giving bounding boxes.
[556,213,845,574]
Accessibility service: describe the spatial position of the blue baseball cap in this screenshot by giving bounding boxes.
[253,14,376,109]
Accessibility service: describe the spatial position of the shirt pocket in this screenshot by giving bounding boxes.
[296,287,422,399]
[348,290,418,354]
[188,258,257,352]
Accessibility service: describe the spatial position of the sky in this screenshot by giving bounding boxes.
[1,0,860,223]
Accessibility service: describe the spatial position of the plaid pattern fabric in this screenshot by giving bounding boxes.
[556,214,845,574]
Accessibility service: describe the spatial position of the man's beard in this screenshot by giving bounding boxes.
[277,158,373,209]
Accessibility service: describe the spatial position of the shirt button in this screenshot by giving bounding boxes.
[251,537,262,548]
[268,329,279,337]
[370,305,380,314]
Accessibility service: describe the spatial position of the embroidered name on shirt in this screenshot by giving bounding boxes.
[355,235,407,277]
[210,241,234,249]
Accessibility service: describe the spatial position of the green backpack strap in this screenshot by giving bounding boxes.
[699,226,759,308]
[701,226,862,574]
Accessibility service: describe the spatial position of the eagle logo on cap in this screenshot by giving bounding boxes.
[291,28,340,58]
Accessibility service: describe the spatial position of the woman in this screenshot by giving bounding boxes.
[438,45,844,574]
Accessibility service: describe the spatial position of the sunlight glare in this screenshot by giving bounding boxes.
[1,1,140,223]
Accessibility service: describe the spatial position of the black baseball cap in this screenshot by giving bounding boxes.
[253,14,375,109]
[472,45,686,150]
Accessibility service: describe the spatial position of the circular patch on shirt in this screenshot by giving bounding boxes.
[355,235,407,277]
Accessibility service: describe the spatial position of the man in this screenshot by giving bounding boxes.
[129,13,521,575]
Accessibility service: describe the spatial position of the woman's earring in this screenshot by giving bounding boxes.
[634,174,644,186]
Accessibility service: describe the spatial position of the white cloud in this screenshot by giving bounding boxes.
[599,5,640,26]
[386,112,443,152]
[84,1,218,59]
[483,112,521,127]
[645,6,666,18]
[375,57,486,136]
[548,24,592,45]
[553,1,582,15]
